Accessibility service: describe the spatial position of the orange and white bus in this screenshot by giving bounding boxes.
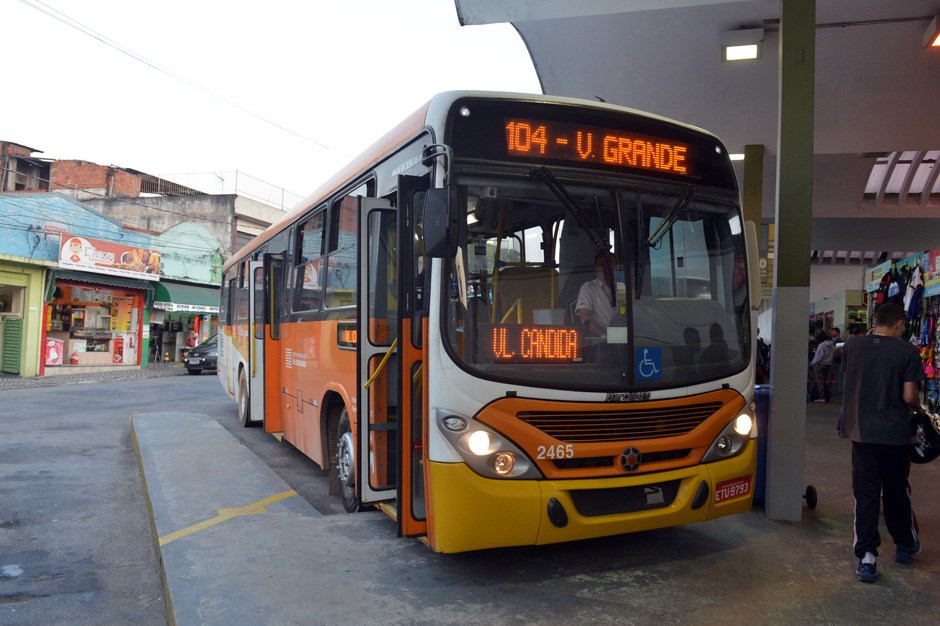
[218,91,762,553]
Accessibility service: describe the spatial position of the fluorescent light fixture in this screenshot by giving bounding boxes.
[725,44,759,61]
[925,16,940,48]
[729,153,746,161]
[721,28,764,62]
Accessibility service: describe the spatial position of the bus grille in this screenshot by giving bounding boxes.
[551,449,690,470]
[569,480,681,517]
[517,402,723,443]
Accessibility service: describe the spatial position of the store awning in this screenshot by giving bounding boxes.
[45,269,156,307]
[153,281,220,314]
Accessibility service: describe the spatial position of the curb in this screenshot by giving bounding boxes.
[0,365,189,391]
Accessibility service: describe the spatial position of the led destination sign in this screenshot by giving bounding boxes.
[505,118,690,176]
[484,324,582,364]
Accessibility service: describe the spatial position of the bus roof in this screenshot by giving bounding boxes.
[222,91,725,273]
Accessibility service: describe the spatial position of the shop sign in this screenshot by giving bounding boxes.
[925,248,940,298]
[152,302,220,313]
[59,233,161,281]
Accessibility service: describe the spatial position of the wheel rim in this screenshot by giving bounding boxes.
[337,431,355,497]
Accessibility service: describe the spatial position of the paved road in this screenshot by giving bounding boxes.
[0,373,222,625]
[0,369,349,626]
[3,372,940,625]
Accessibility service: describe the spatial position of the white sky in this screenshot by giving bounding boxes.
[0,0,541,206]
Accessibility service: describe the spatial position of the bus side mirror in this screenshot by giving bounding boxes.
[424,187,459,258]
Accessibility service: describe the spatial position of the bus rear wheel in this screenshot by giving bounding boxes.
[237,369,251,427]
[336,410,361,512]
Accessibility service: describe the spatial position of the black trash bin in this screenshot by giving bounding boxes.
[753,384,770,505]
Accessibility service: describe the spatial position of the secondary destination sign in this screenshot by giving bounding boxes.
[483,324,583,364]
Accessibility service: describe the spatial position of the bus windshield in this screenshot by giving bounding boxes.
[442,172,749,391]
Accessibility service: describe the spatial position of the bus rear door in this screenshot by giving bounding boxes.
[248,260,265,425]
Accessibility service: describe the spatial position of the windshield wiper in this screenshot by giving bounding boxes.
[634,190,644,298]
[648,185,695,247]
[529,167,608,254]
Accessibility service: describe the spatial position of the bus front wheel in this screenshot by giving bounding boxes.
[237,369,251,427]
[336,410,361,512]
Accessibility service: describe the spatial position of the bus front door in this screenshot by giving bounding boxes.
[247,260,265,426]
[396,175,430,538]
[357,198,398,507]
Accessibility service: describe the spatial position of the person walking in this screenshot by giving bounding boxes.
[810,330,835,402]
[839,303,927,583]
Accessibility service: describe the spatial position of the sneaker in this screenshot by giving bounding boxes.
[896,539,921,564]
[856,561,879,583]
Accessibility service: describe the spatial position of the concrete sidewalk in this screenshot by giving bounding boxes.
[132,401,940,625]
[0,363,187,391]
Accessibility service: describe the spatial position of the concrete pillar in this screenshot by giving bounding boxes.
[766,0,815,521]
[742,144,764,228]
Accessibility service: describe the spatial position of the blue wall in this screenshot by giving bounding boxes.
[0,193,221,284]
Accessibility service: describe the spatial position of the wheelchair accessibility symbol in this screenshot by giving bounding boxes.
[636,347,662,380]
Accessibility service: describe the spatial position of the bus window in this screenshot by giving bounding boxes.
[219,276,230,326]
[253,266,264,339]
[292,210,325,312]
[325,196,358,309]
[444,179,748,389]
[367,209,398,346]
[236,262,250,323]
[648,216,712,299]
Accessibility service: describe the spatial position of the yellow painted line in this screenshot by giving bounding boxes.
[159,490,297,547]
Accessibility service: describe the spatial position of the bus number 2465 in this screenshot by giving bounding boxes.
[537,444,575,460]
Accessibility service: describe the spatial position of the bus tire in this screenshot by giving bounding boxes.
[237,369,251,427]
[327,407,341,497]
[336,410,361,512]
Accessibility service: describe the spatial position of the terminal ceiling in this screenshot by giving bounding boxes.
[456,0,940,265]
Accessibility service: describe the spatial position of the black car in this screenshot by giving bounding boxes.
[184,334,218,375]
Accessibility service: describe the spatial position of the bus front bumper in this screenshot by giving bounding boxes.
[427,442,756,553]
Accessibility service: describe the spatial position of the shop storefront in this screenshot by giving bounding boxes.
[41,233,158,374]
[150,281,220,362]
[864,250,940,414]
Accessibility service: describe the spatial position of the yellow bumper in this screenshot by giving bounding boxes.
[427,442,756,553]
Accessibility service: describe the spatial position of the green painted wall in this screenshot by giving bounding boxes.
[0,261,49,378]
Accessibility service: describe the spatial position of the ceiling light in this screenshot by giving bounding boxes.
[925,16,940,48]
[721,28,764,62]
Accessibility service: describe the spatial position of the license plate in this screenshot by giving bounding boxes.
[188,358,201,364]
[715,476,751,503]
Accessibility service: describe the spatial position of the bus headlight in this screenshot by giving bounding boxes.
[733,413,753,436]
[436,412,542,479]
[702,411,755,463]
[467,430,491,455]
[494,452,515,475]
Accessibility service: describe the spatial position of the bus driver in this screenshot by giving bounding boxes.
[576,251,623,337]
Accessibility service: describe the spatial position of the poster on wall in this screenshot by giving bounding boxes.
[110,297,133,332]
[112,338,124,364]
[123,333,138,365]
[925,248,940,298]
[59,233,161,281]
[865,260,892,293]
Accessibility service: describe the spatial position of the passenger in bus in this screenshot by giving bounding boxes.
[672,326,702,374]
[575,251,622,336]
[700,322,729,364]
